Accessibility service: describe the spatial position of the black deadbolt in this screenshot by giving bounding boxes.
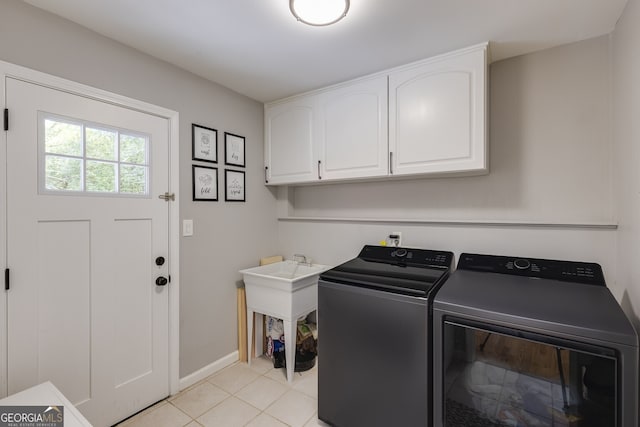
[155,256,165,266]
[155,276,168,286]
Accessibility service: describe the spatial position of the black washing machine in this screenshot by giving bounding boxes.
[318,245,453,427]
[433,253,638,427]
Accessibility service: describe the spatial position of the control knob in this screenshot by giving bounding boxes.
[394,248,408,257]
[513,259,531,270]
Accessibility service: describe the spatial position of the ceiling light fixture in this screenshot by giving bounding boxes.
[290,0,350,26]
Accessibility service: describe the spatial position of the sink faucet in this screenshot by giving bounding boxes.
[293,254,311,266]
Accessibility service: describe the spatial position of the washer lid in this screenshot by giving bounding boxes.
[320,245,453,297]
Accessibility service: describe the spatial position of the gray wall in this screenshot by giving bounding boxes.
[278,37,619,292]
[613,0,640,328]
[0,0,279,377]
[1,0,635,382]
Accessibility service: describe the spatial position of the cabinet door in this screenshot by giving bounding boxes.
[389,45,487,176]
[318,75,388,181]
[264,97,318,184]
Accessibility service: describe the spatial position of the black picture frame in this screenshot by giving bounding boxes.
[225,169,245,202]
[192,165,218,201]
[224,132,245,167]
[192,123,218,163]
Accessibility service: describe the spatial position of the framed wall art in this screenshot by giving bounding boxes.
[224,132,245,167]
[192,165,218,201]
[192,123,217,163]
[225,169,245,202]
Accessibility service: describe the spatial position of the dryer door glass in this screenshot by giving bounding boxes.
[442,320,617,426]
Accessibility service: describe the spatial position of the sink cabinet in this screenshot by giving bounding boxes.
[264,43,488,185]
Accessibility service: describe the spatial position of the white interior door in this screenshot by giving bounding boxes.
[5,77,170,426]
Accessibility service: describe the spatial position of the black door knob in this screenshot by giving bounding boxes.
[155,256,165,266]
[155,276,168,286]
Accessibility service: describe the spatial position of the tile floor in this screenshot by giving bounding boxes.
[117,356,329,427]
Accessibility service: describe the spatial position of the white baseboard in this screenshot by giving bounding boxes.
[178,350,239,391]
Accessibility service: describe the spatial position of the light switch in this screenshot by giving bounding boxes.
[183,219,193,236]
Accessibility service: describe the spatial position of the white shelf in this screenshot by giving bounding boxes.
[277,216,617,230]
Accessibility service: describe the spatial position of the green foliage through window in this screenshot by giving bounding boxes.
[45,156,82,191]
[44,119,82,156]
[42,115,149,196]
[86,128,117,161]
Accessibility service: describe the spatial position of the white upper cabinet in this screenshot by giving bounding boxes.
[389,44,488,176]
[264,43,488,185]
[317,75,388,181]
[264,96,317,184]
[264,75,388,185]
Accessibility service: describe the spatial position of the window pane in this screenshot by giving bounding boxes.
[120,165,148,194]
[45,119,82,156]
[120,134,147,165]
[45,155,82,191]
[86,127,117,160]
[41,115,152,197]
[86,160,116,192]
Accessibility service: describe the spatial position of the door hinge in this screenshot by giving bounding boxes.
[4,268,9,291]
[3,108,8,131]
[158,192,175,202]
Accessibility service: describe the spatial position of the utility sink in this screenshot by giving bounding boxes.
[240,260,329,291]
[240,260,330,383]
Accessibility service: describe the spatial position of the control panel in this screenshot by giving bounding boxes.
[457,253,606,286]
[358,245,453,268]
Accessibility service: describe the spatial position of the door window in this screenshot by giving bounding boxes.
[39,113,150,196]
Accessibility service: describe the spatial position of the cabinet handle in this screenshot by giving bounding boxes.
[318,160,322,180]
[389,152,394,175]
[265,166,269,183]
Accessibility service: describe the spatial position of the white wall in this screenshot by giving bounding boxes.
[0,0,279,378]
[613,0,640,328]
[278,36,618,287]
